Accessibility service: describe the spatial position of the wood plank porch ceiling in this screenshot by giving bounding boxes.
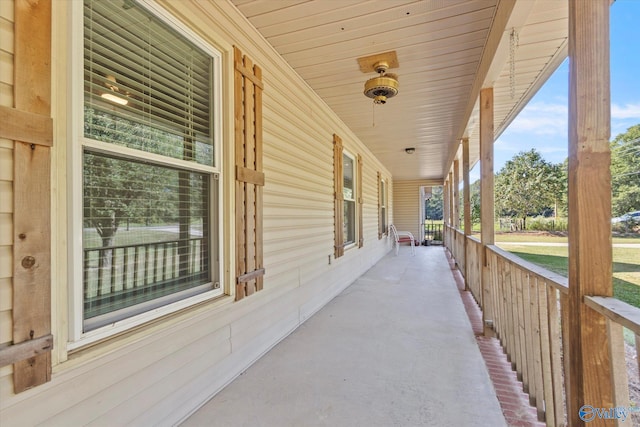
[230,0,568,182]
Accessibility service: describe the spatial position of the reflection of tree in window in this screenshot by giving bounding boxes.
[343,153,355,245]
[380,179,387,233]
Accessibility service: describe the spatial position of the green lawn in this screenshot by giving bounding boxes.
[499,243,640,308]
[494,232,640,244]
[83,226,201,249]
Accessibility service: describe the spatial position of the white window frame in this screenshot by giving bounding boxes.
[342,150,357,249]
[67,0,225,348]
[380,177,388,236]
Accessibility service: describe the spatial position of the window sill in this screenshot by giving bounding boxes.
[64,292,231,360]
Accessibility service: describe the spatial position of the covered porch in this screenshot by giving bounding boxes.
[2,1,638,426]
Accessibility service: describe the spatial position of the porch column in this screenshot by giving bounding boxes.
[448,171,454,227]
[462,138,471,236]
[480,87,494,335]
[462,138,471,291]
[453,159,460,229]
[567,0,614,424]
[443,179,449,247]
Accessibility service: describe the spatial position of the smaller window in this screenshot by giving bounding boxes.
[343,152,356,246]
[380,178,387,235]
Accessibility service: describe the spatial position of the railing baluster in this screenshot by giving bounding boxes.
[559,292,570,427]
[498,257,508,348]
[153,243,159,283]
[607,318,630,414]
[515,264,526,383]
[98,248,104,296]
[122,247,129,290]
[499,255,508,346]
[489,250,498,338]
[529,274,544,419]
[505,260,517,368]
[111,246,117,294]
[83,254,90,300]
[200,239,206,274]
[162,242,168,281]
[134,245,139,288]
[537,280,555,426]
[171,242,177,278]
[491,251,501,338]
[499,256,508,349]
[497,253,506,343]
[190,239,195,274]
[144,244,151,285]
[522,270,534,399]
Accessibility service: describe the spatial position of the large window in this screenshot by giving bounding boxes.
[76,0,221,335]
[343,152,356,246]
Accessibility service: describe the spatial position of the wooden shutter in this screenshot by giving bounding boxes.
[0,0,54,393]
[333,134,344,258]
[234,47,265,301]
[357,154,363,248]
[377,171,382,239]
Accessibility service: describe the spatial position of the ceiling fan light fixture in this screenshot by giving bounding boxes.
[101,74,129,105]
[363,60,399,105]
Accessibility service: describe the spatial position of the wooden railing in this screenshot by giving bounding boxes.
[584,296,638,412]
[424,223,443,244]
[444,224,455,254]
[466,236,482,306]
[444,225,638,426]
[453,229,465,274]
[83,237,207,318]
[486,245,568,425]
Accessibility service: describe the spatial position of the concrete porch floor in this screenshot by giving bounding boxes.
[183,246,507,427]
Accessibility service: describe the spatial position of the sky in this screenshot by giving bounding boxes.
[470,0,640,181]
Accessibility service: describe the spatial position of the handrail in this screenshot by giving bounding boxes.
[487,244,569,294]
[585,296,640,335]
[468,235,481,244]
[83,236,204,252]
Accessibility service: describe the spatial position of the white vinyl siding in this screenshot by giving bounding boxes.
[0,0,393,423]
[380,178,388,236]
[394,180,437,240]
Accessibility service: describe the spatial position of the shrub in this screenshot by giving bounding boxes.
[526,216,568,232]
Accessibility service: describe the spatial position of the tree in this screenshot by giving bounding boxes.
[425,186,443,221]
[469,179,481,225]
[547,160,568,219]
[458,179,481,226]
[494,149,559,229]
[611,124,640,216]
[84,108,181,245]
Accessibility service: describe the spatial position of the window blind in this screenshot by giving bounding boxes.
[84,0,213,165]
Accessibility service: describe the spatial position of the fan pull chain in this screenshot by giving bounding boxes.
[372,102,376,127]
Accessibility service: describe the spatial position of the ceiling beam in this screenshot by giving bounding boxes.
[443,0,517,176]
